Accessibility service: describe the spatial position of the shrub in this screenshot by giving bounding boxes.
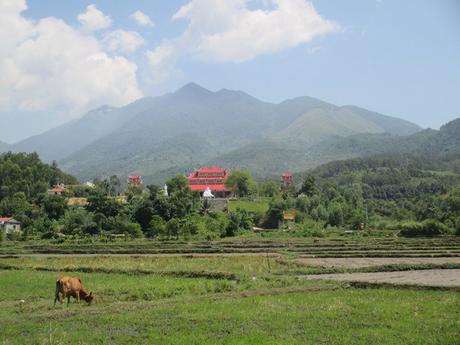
[398,219,452,237]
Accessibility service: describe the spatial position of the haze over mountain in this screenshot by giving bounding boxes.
[213,118,460,179]
[0,141,10,152]
[4,83,422,183]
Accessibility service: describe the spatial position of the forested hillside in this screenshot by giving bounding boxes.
[8,83,420,183]
[212,118,459,179]
[282,121,460,235]
[0,153,77,235]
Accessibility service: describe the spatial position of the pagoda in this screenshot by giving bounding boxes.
[187,167,231,198]
[281,172,293,192]
[128,175,144,187]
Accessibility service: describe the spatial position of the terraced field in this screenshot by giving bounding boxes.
[2,237,460,257]
[1,237,459,344]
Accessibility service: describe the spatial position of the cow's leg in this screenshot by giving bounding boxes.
[76,291,80,304]
[67,294,70,306]
[54,281,60,306]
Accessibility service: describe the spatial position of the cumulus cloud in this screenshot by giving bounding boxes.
[103,29,145,54]
[130,10,154,28]
[146,0,338,81]
[146,42,180,83]
[0,0,142,116]
[77,4,112,32]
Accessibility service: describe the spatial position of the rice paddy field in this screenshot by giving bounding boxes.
[1,237,459,344]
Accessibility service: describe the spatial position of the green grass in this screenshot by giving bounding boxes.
[1,243,460,344]
[228,199,270,214]
[0,280,458,344]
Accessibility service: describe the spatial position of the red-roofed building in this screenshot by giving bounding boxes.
[128,175,144,187]
[0,217,21,234]
[187,167,231,198]
[281,172,293,192]
[47,184,66,196]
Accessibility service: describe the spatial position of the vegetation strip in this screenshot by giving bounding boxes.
[348,281,460,292]
[0,263,238,280]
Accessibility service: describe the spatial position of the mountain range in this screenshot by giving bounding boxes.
[1,83,426,183]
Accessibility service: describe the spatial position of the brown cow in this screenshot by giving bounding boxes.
[54,276,93,306]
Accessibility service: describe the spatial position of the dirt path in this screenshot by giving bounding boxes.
[294,257,460,269]
[303,269,460,287]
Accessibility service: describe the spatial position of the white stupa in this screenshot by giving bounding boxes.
[164,184,168,196]
[203,187,214,198]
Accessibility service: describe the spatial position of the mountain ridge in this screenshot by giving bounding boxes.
[7,83,422,183]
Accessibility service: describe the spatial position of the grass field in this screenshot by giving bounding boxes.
[1,238,459,344]
[228,198,270,214]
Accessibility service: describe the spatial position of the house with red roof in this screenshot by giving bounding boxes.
[187,167,231,198]
[0,217,21,234]
[47,184,66,196]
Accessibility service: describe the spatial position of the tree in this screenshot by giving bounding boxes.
[299,174,317,197]
[109,175,121,196]
[166,175,189,195]
[39,194,68,220]
[226,209,253,236]
[328,203,344,227]
[165,218,181,239]
[263,198,285,228]
[148,215,166,238]
[259,181,279,197]
[86,191,120,218]
[225,170,256,197]
[60,208,95,236]
[110,214,143,238]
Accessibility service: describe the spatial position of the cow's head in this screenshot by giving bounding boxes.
[84,291,93,304]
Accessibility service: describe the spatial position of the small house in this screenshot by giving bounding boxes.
[0,217,21,234]
[47,184,66,196]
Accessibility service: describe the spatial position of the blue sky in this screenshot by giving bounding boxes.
[1,0,459,142]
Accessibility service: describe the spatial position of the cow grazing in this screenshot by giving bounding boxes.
[54,276,93,306]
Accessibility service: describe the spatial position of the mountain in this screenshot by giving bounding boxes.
[0,140,10,152]
[270,102,419,148]
[11,83,422,183]
[12,97,157,162]
[210,118,460,178]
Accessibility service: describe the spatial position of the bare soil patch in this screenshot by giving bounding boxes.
[295,257,460,269]
[304,269,460,287]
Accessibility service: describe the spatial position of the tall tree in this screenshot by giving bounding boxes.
[225,170,256,197]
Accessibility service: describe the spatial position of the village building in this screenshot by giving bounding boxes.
[47,184,66,196]
[128,175,144,187]
[281,172,293,192]
[187,167,231,198]
[0,217,21,234]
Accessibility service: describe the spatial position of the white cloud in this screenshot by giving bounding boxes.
[0,0,142,116]
[103,29,145,54]
[146,0,338,81]
[146,42,180,83]
[77,4,112,32]
[130,10,154,28]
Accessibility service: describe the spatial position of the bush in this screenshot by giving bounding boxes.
[398,219,452,237]
[292,219,326,237]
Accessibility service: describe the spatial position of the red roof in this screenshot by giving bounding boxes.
[189,184,228,192]
[196,167,226,173]
[48,186,66,193]
[0,217,18,223]
[129,175,141,179]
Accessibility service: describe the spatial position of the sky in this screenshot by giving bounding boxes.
[1,0,459,143]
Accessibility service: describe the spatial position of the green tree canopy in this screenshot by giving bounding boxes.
[225,170,256,197]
